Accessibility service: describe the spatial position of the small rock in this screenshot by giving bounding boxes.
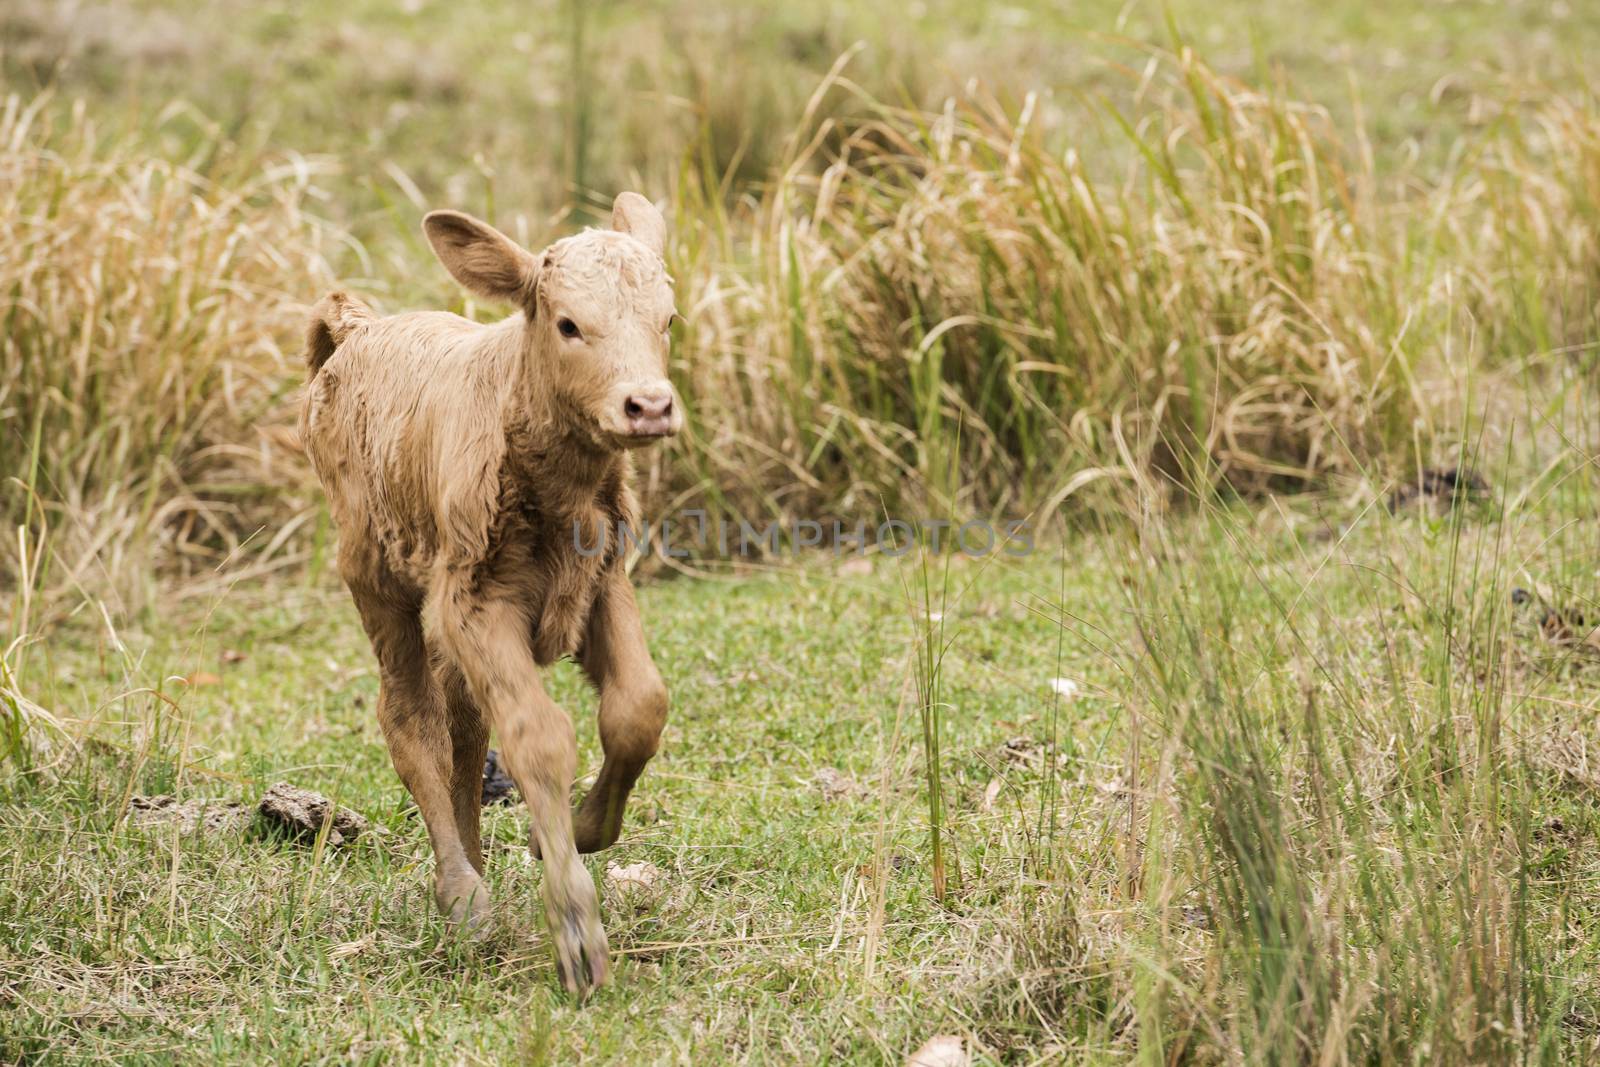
[813,767,860,801]
[907,1034,969,1067]
[258,783,368,846]
[1048,677,1080,698]
[482,749,518,806]
[605,860,664,895]
[604,860,666,912]
[1000,736,1041,767]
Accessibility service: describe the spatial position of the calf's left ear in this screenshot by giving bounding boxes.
[422,210,542,306]
[611,192,666,257]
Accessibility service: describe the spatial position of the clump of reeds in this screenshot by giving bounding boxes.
[669,51,1430,524]
[1080,443,1600,1060]
[6,50,1600,610]
[665,53,1600,528]
[1452,87,1600,360]
[0,93,334,615]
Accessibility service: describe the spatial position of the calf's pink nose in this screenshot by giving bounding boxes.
[623,390,675,436]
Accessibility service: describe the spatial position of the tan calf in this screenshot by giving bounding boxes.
[299,193,681,995]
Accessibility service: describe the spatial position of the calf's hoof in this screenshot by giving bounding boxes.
[436,873,492,939]
[542,858,611,997]
[551,906,611,997]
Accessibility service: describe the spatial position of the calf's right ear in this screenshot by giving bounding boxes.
[422,210,541,306]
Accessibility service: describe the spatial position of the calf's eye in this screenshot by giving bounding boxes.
[557,317,581,339]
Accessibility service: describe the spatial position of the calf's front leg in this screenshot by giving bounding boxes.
[575,573,668,853]
[431,576,610,995]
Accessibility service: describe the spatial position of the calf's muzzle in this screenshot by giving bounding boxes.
[622,386,677,438]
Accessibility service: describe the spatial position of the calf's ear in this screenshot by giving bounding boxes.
[611,192,666,257]
[422,210,541,306]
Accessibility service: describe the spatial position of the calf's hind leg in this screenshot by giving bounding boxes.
[432,581,609,995]
[352,591,490,933]
[438,658,489,874]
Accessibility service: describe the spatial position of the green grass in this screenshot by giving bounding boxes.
[3,553,1091,1061]
[6,458,1600,1060]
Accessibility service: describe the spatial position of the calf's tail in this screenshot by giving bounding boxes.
[304,291,376,377]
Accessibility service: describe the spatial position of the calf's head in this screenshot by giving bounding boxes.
[422,192,681,450]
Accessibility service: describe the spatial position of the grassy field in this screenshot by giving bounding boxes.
[4,0,1600,1063]
[9,475,1600,1062]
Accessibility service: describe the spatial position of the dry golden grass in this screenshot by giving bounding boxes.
[662,53,1599,527]
[680,55,1415,515]
[1,93,334,613]
[4,50,1600,608]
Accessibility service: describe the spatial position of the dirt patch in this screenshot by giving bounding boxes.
[1386,467,1489,512]
[1512,586,1598,649]
[126,794,249,833]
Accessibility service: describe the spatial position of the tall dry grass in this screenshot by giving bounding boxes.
[1,93,334,616]
[4,50,1600,610]
[664,53,1599,525]
[1460,91,1600,361]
